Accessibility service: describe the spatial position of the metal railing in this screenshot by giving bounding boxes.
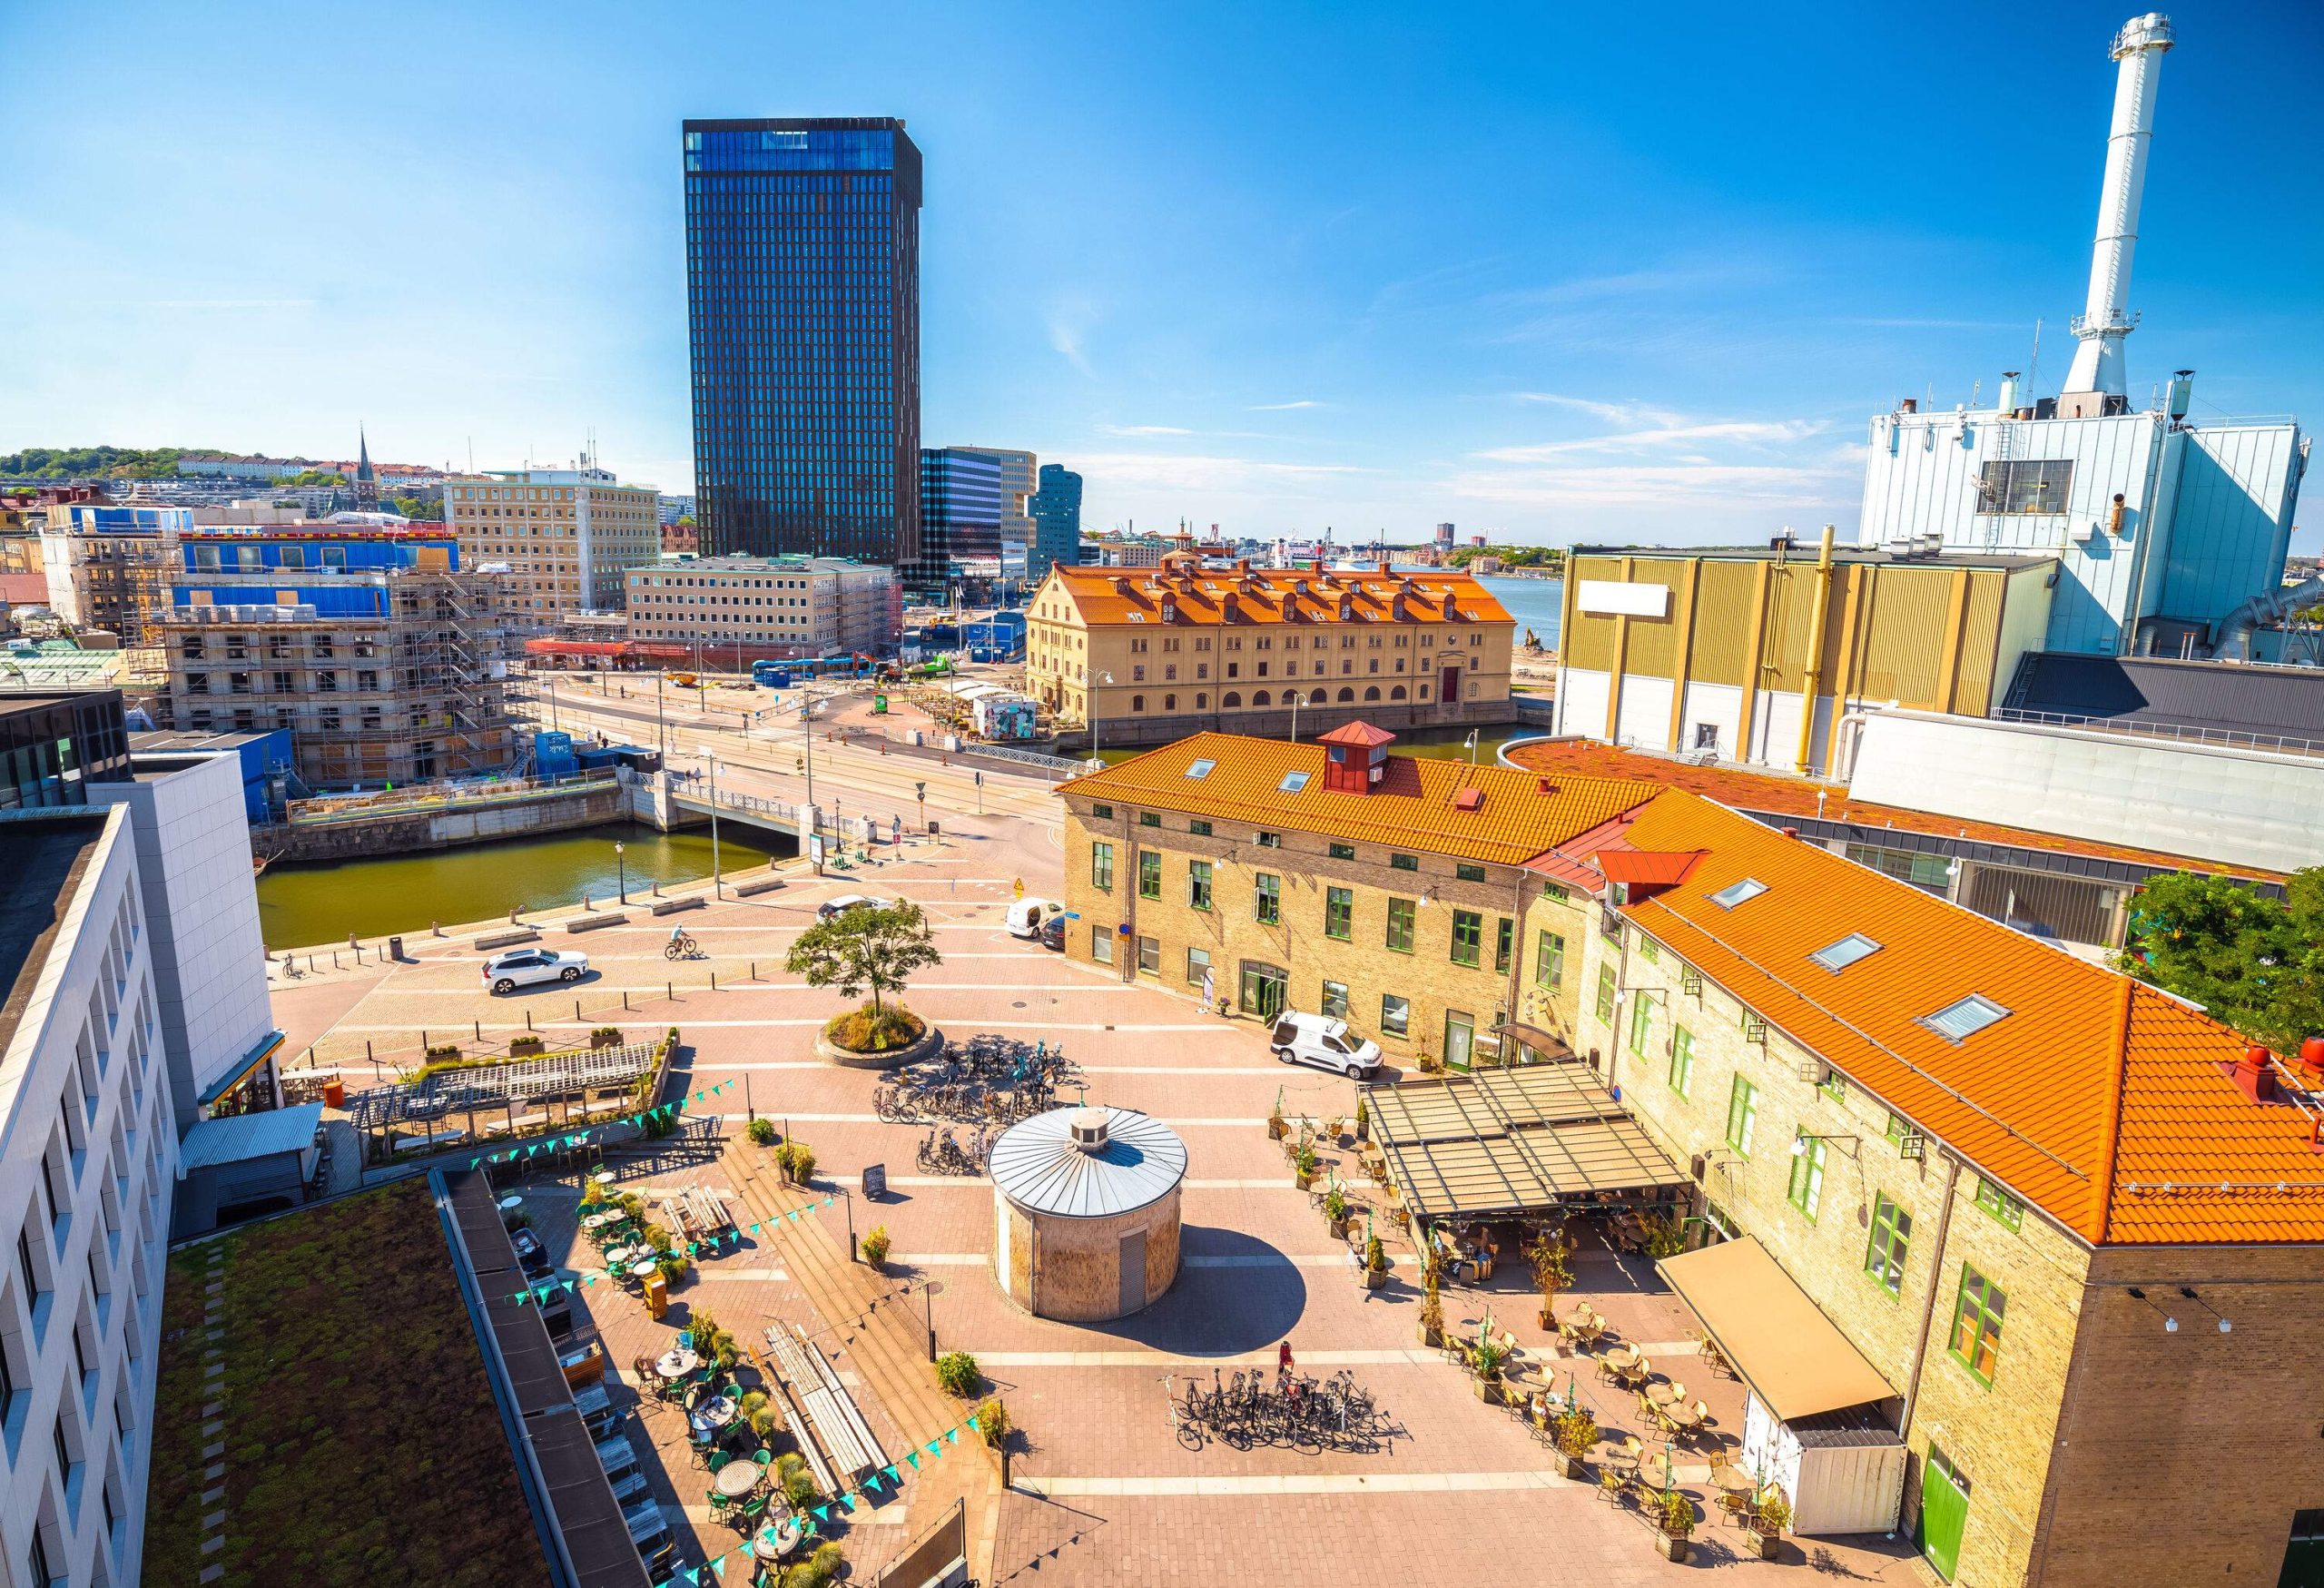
[963,742,1093,777]
[284,768,619,824]
[1990,707,2324,759]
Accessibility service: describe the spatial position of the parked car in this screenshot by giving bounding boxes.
[1038,915,1066,952]
[481,948,589,994]
[1269,1012,1384,1080]
[815,893,891,922]
[1006,897,1055,939]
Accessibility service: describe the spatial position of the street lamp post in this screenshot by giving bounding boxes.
[615,840,626,904]
[1092,671,1113,760]
[1290,689,1302,745]
[695,745,723,897]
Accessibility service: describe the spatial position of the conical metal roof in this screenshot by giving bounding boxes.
[989,1104,1187,1219]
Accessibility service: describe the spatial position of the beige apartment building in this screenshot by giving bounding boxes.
[445,467,660,620]
[1060,721,2324,1586]
[1029,554,1515,748]
[624,557,901,658]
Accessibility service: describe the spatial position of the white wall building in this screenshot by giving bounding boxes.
[445,466,662,618]
[0,807,177,1588]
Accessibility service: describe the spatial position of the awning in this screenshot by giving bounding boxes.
[198,1030,286,1110]
[1491,1021,1571,1060]
[1657,1236,1896,1423]
[1367,1061,1689,1223]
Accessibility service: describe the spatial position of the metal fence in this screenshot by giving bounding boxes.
[1990,707,2324,759]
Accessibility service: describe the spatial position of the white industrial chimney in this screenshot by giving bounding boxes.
[2061,14,2175,409]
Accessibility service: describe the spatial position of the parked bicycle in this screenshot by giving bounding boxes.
[914,1127,987,1176]
[1172,1365,1384,1452]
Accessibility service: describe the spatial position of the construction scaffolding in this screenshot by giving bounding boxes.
[154,566,519,788]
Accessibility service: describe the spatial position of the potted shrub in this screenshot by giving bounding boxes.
[589,1025,625,1050]
[1550,1407,1599,1482]
[1751,1488,1791,1561]
[1323,1184,1350,1238]
[1526,1226,1575,1330]
[1292,1142,1319,1191]
[1654,1486,1696,1563]
[775,1140,818,1187]
[975,1396,1014,1484]
[424,1042,461,1061]
[860,1225,891,1270]
[1469,1337,1508,1404]
[746,1117,778,1147]
[1267,1098,1287,1141]
[1363,1230,1389,1290]
[1417,1266,1444,1347]
[1354,1097,1369,1143]
[509,1033,547,1058]
[935,1350,980,1398]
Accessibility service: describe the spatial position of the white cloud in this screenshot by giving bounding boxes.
[1247,399,1323,411]
[1046,295,1098,377]
[1070,450,1374,495]
[1507,392,1686,429]
[1096,424,1194,437]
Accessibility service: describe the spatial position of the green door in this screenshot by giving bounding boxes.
[1918,1445,1971,1582]
[1443,1010,1475,1072]
[1239,963,1286,1020]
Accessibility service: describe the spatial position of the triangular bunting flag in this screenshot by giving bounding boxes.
[865,1475,882,1493]
[822,1195,835,1208]
[468,1158,481,1169]
[842,1492,862,1512]
[924,1440,940,1457]
[967,1414,980,1433]
[749,1223,760,1234]
[813,1505,829,1522]
[883,1464,900,1482]
[944,1427,959,1445]
[682,1569,698,1585]
[711,1556,724,1579]
[906,1451,921,1470]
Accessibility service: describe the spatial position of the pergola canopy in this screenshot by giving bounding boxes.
[1366,1062,1689,1223]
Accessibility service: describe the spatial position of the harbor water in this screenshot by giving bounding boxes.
[254,822,786,949]
[1475,575,1562,649]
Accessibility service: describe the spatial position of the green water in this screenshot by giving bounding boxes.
[255,822,787,949]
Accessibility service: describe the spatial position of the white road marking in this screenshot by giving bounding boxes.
[1009,1471,1601,1498]
[895,1253,1386,1270]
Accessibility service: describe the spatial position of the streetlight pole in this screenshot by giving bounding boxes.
[695,745,723,897]
[1291,689,1301,745]
[655,670,666,758]
[615,840,626,904]
[1092,671,1113,760]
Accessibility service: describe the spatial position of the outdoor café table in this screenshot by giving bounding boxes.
[1646,1382,1682,1406]
[657,1348,702,1381]
[629,1259,660,1281]
[1713,1467,1757,1496]
[1603,1345,1641,1372]
[1666,1403,1706,1436]
[592,1171,617,1189]
[714,1461,762,1500]
[752,1519,804,1561]
[691,1396,739,1437]
[497,1194,524,1213]
[1640,1452,1679,1491]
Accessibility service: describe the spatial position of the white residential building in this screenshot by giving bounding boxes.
[445,466,662,618]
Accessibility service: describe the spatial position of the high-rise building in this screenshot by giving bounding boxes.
[443,465,662,617]
[683,117,923,579]
[919,448,1003,586]
[954,447,1037,573]
[1029,464,1083,577]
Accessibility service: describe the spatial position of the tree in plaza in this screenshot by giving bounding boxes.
[786,900,941,1023]
[2120,868,2324,1055]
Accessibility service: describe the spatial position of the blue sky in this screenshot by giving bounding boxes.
[3,0,2318,547]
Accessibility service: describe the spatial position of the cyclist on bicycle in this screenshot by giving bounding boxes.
[668,925,687,952]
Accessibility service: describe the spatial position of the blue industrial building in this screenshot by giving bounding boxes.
[682,118,924,580]
[128,728,297,824]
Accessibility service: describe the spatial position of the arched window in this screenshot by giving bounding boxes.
[1390,685,1407,700]
[1363,686,1381,702]
[1336,687,1355,703]
[1196,694,1208,710]
[1253,690,1271,706]
[1419,685,1431,699]
[1309,688,1326,705]
[1131,695,1145,713]
[1222,692,1242,708]
[1164,694,1177,712]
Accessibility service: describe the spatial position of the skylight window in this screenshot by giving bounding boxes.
[1708,878,1768,911]
[1186,759,1216,780]
[1922,994,2010,1042]
[1809,932,1882,972]
[1279,770,1311,793]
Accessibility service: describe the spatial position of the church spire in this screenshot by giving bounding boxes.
[354,425,379,509]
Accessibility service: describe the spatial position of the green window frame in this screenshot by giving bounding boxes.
[1328,842,1356,861]
[1138,812,1161,828]
[1866,1193,1911,1296]
[1091,804,1113,821]
[1456,863,1486,883]
[1450,910,1483,967]
[1386,898,1416,953]
[1628,993,1653,1055]
[1380,993,1410,1038]
[1540,882,1569,902]
[1137,850,1161,900]
[1324,886,1354,941]
[1535,931,1565,990]
[1254,873,1281,925]
[1820,1069,1846,1105]
[1787,1131,1827,1220]
[1886,1111,1911,1148]
[1186,945,1210,986]
[1973,1178,2024,1231]
[1668,1027,1694,1096]
[1595,964,1616,1022]
[1389,853,1419,872]
[1091,841,1114,893]
[1189,819,1213,836]
[1637,935,1659,964]
[1188,860,1213,912]
[1725,1078,1758,1158]
[1494,918,1514,972]
[1949,1267,2006,1384]
[1320,980,1349,1019]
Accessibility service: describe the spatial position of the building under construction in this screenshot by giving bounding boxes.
[154,527,517,788]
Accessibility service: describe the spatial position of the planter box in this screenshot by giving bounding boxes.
[1267,1119,1287,1141]
[1363,1267,1388,1291]
[1472,1376,1502,1405]
[472,929,540,952]
[1556,1453,1587,1482]
[1751,1531,1781,1562]
[734,876,785,898]
[566,912,628,933]
[589,1031,623,1050]
[1327,1216,1350,1239]
[1419,1324,1442,1348]
[1659,1533,1690,1563]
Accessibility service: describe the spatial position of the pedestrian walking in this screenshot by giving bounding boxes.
[1277,1339,1295,1378]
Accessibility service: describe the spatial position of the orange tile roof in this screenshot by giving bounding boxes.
[1504,738,2282,882]
[1059,732,1660,867]
[1042,562,1513,629]
[1614,793,2324,1247]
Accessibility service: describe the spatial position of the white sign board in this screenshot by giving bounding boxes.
[1576,579,1671,619]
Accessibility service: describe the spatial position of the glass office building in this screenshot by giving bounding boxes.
[920,448,1006,580]
[683,118,924,580]
[1029,464,1084,577]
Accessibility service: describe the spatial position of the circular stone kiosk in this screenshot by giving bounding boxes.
[990,1106,1187,1323]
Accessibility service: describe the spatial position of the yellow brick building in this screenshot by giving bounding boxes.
[1028,554,1515,749]
[445,467,662,619]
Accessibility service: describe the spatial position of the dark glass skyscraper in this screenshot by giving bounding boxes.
[1029,463,1083,577]
[919,448,1005,578]
[683,117,922,577]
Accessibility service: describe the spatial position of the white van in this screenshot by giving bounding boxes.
[1006,898,1055,939]
[1268,1012,1384,1080]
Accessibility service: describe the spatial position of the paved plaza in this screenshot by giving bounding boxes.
[278,806,1930,1585]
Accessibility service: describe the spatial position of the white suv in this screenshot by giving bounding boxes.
[482,948,589,995]
[1269,1012,1384,1080]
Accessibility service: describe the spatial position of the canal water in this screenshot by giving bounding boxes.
[255,822,786,949]
[1475,575,1562,649]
